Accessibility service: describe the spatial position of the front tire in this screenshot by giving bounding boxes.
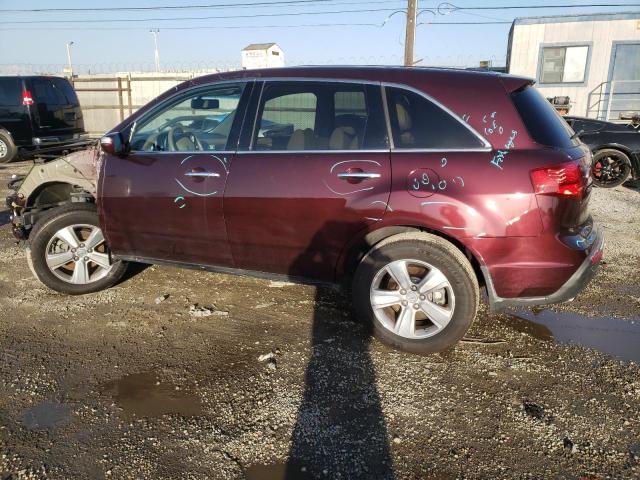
[28,203,127,295]
[353,232,479,354]
[592,149,631,188]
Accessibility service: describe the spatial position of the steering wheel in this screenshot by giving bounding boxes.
[168,125,204,151]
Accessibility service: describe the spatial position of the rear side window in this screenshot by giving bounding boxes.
[252,81,388,151]
[511,86,578,148]
[0,78,22,106]
[385,86,485,150]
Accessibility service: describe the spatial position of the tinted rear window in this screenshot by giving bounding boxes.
[53,78,80,106]
[511,86,578,148]
[0,78,22,106]
[30,77,79,106]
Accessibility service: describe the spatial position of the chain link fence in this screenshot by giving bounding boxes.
[0,54,505,76]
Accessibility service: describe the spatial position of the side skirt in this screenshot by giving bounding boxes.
[114,254,341,290]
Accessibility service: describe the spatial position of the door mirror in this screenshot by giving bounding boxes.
[100,132,127,156]
[191,97,219,110]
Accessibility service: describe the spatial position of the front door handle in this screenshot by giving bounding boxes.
[184,171,220,178]
[337,172,381,180]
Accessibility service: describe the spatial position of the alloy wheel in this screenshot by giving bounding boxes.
[593,154,627,186]
[370,259,455,339]
[0,139,7,158]
[45,224,113,284]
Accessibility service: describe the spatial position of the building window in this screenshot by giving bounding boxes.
[540,45,589,84]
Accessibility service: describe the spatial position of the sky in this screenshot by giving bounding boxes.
[0,0,639,72]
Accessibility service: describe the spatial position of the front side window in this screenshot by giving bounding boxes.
[540,46,589,84]
[252,81,388,151]
[385,87,485,150]
[130,83,244,152]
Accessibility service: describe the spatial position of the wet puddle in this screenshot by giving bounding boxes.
[0,210,11,227]
[244,463,314,480]
[100,372,203,417]
[508,309,640,364]
[19,402,73,430]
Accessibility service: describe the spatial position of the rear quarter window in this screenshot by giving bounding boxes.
[0,78,22,106]
[511,86,578,148]
[385,86,486,150]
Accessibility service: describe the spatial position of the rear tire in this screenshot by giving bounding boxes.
[0,131,17,164]
[28,203,127,295]
[591,148,631,188]
[353,232,479,354]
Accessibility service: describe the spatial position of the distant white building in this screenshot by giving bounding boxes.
[241,43,285,70]
[507,12,640,121]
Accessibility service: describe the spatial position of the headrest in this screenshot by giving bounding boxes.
[287,128,314,150]
[329,126,358,150]
[395,97,413,132]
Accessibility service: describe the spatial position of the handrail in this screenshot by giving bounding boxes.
[586,79,640,122]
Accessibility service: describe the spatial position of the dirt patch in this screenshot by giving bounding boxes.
[0,161,639,479]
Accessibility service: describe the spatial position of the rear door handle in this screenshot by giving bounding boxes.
[184,171,220,178]
[337,172,381,180]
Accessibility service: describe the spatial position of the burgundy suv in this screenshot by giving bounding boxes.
[8,67,604,353]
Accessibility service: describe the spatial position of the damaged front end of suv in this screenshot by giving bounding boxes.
[6,144,101,241]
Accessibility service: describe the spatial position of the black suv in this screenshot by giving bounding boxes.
[0,76,85,163]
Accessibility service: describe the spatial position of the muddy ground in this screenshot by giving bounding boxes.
[0,160,639,480]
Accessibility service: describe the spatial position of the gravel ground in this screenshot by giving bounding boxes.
[0,160,639,480]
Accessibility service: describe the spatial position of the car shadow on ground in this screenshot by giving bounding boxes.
[117,261,150,285]
[284,221,396,479]
[623,179,640,192]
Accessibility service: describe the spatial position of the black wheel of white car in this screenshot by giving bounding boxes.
[353,232,479,353]
[29,204,127,294]
[0,131,17,164]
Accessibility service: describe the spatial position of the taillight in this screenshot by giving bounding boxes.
[530,161,585,198]
[22,90,34,106]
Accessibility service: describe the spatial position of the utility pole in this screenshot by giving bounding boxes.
[66,41,74,76]
[150,29,160,72]
[404,0,417,66]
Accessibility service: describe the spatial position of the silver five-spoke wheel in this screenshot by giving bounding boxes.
[45,224,113,284]
[370,259,455,339]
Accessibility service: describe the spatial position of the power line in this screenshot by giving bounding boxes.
[0,22,385,32]
[0,0,406,13]
[1,3,637,25]
[0,7,404,24]
[0,21,522,32]
[2,1,637,15]
[455,3,640,11]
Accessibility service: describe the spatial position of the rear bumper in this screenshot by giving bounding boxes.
[484,226,604,312]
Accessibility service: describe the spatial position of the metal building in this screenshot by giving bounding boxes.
[241,43,285,70]
[507,12,640,122]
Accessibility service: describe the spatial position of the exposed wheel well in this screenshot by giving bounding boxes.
[340,225,485,290]
[21,182,95,237]
[27,182,94,209]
